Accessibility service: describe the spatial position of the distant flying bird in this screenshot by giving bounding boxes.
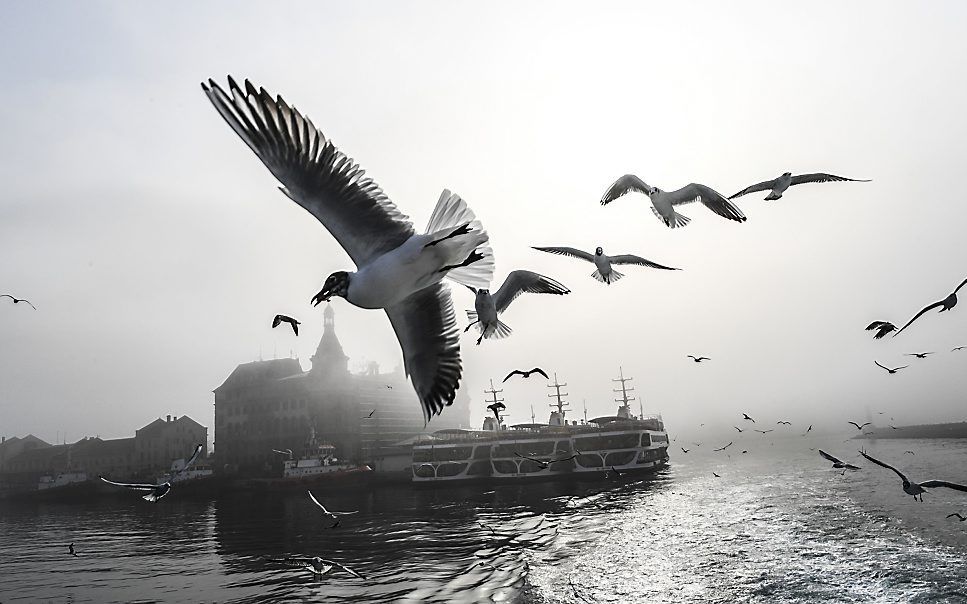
[271,314,300,335]
[742,414,756,423]
[180,444,204,474]
[859,450,967,502]
[609,466,625,478]
[728,172,869,201]
[0,294,36,310]
[890,425,898,430]
[465,270,569,344]
[503,367,550,383]
[947,513,967,522]
[804,425,813,435]
[712,472,721,478]
[68,543,77,557]
[514,452,578,469]
[848,421,872,431]
[274,556,366,579]
[361,409,376,419]
[953,346,966,352]
[713,442,733,452]
[687,355,710,363]
[477,521,497,534]
[754,429,773,434]
[681,447,690,454]
[819,450,860,470]
[893,278,967,337]
[307,490,358,528]
[203,77,495,424]
[865,321,897,339]
[100,477,171,502]
[874,361,908,375]
[905,352,934,359]
[777,421,792,425]
[532,245,678,285]
[600,174,747,228]
[487,402,506,422]
[272,448,294,459]
[904,451,915,455]
[733,426,745,433]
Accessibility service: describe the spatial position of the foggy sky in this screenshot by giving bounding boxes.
[2,1,966,446]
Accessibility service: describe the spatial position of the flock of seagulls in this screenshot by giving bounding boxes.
[198,76,874,425]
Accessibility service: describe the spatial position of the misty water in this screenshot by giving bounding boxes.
[2,437,967,603]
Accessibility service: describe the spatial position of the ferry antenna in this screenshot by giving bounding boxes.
[547,372,570,420]
[612,366,636,415]
[484,379,506,424]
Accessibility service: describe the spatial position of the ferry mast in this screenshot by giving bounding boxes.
[484,380,505,428]
[612,366,636,418]
[547,373,570,425]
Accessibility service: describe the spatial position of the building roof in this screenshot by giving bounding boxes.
[214,358,304,393]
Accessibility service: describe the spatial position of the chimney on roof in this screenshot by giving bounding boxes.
[167,415,172,423]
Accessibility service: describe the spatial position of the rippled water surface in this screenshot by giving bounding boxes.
[3,437,967,603]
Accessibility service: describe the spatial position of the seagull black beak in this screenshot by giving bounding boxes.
[311,285,334,306]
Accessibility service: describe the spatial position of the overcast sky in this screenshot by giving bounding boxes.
[2,1,966,446]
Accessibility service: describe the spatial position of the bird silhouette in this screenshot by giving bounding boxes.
[947,513,967,522]
[848,421,872,431]
[804,425,813,435]
[874,361,908,375]
[712,472,721,478]
[532,245,678,284]
[681,447,690,454]
[742,414,756,423]
[464,271,569,344]
[713,442,733,452]
[754,429,773,434]
[271,314,300,335]
[733,426,745,433]
[894,277,967,337]
[68,543,77,557]
[601,174,747,228]
[0,294,36,310]
[502,367,550,383]
[819,450,860,470]
[728,171,869,201]
[687,355,710,363]
[953,346,966,352]
[361,410,376,419]
[904,352,934,359]
[866,321,896,339]
[860,450,967,502]
[486,402,506,422]
[776,421,792,425]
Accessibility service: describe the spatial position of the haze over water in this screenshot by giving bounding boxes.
[4,438,967,603]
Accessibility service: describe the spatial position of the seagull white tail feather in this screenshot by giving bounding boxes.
[592,268,624,284]
[764,191,782,200]
[651,206,690,228]
[484,319,512,339]
[425,190,494,289]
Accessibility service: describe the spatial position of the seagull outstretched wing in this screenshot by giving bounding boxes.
[664,184,747,222]
[307,490,358,516]
[532,247,595,263]
[608,255,679,270]
[600,174,652,205]
[728,178,779,200]
[894,301,946,336]
[99,477,158,491]
[202,77,414,267]
[818,450,844,465]
[919,480,967,492]
[180,444,204,474]
[789,173,870,186]
[858,451,909,483]
[492,270,570,314]
[384,283,461,423]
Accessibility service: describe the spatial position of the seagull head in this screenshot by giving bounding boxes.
[595,247,603,256]
[312,271,351,305]
[782,172,792,177]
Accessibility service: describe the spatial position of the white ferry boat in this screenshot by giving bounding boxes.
[411,370,669,483]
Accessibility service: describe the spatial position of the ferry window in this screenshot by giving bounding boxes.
[575,433,639,451]
[467,461,490,476]
[548,457,576,471]
[518,460,545,474]
[433,446,471,462]
[492,460,517,475]
[413,449,433,463]
[473,446,490,460]
[640,433,651,447]
[576,453,603,468]
[414,464,435,478]
[605,451,636,466]
[555,441,572,453]
[437,463,466,477]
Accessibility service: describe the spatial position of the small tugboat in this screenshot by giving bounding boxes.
[242,427,372,491]
[411,368,669,484]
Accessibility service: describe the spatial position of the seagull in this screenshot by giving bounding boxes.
[728,172,870,201]
[502,367,550,383]
[514,452,578,469]
[180,444,204,474]
[0,294,37,310]
[532,245,678,285]
[848,421,872,431]
[754,429,773,434]
[275,556,366,579]
[905,352,934,359]
[713,442,733,452]
[859,450,967,502]
[464,271,569,345]
[687,355,710,363]
[742,414,756,423]
[733,426,745,433]
[866,320,897,339]
[272,314,301,335]
[947,513,967,522]
[953,346,966,352]
[894,278,967,337]
[904,451,915,455]
[777,421,792,425]
[569,577,593,604]
[361,410,376,419]
[874,361,908,375]
[272,448,294,459]
[99,476,171,502]
[477,521,497,534]
[307,490,358,528]
[712,472,721,478]
[681,447,690,453]
[804,425,813,435]
[609,465,625,478]
[202,77,494,423]
[818,450,860,470]
[487,402,506,422]
[68,543,77,557]
[600,174,747,228]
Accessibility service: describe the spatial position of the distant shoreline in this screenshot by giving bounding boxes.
[856,421,967,440]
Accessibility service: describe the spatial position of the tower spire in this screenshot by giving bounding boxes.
[311,303,348,376]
